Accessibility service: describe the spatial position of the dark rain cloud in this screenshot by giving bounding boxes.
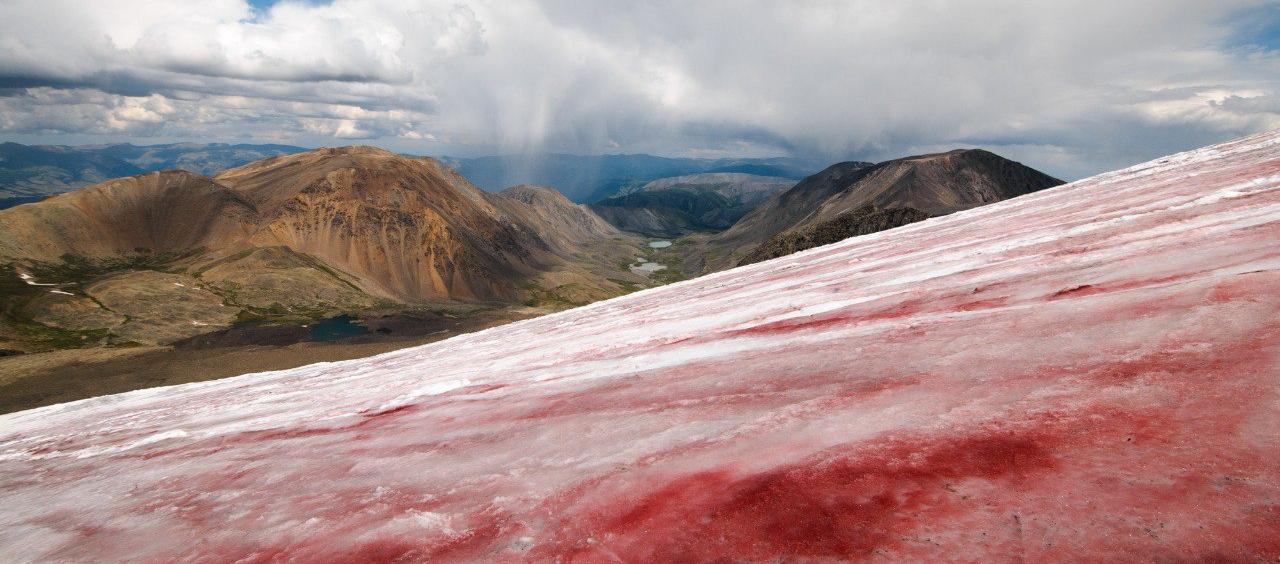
[0,0,1276,179]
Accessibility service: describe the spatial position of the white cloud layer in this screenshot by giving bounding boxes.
[0,0,1278,178]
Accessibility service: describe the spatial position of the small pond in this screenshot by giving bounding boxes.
[308,315,370,342]
[648,240,673,248]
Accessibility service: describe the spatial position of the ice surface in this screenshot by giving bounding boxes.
[2,132,1280,561]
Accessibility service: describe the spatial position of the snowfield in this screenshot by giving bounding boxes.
[3,131,1280,561]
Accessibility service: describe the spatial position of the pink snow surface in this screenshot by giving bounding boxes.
[3,132,1280,562]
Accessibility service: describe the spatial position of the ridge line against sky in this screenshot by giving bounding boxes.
[0,0,1277,180]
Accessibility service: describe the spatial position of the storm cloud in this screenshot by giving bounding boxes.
[1,0,1277,178]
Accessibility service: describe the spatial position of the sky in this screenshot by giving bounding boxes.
[0,0,1277,180]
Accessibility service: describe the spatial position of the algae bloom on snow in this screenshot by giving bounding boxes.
[2,131,1280,561]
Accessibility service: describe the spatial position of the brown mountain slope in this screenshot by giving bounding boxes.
[213,147,560,301]
[493,185,618,250]
[0,171,256,262]
[489,184,645,306]
[695,149,1063,271]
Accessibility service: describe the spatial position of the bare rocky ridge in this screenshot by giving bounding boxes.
[213,146,557,301]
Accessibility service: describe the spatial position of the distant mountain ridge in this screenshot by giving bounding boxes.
[2,142,825,207]
[95,142,308,176]
[0,142,307,201]
[439,153,826,203]
[0,142,143,199]
[590,173,796,237]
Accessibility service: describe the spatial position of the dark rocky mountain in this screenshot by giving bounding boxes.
[589,173,795,237]
[691,149,1064,272]
[0,142,305,200]
[440,153,824,203]
[737,206,931,265]
[0,147,644,352]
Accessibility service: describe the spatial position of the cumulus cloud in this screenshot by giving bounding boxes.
[0,0,1278,178]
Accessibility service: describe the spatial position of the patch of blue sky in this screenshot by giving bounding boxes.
[1224,3,1280,52]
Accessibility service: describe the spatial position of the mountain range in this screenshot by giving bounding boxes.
[0,140,1064,408]
[0,142,830,209]
[0,147,645,350]
[439,153,826,203]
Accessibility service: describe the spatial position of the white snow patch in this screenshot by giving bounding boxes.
[57,429,190,460]
[18,273,55,286]
[1169,175,1280,210]
[405,510,452,531]
[630,262,668,274]
[375,379,473,412]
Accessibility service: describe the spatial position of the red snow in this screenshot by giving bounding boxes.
[2,131,1280,562]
